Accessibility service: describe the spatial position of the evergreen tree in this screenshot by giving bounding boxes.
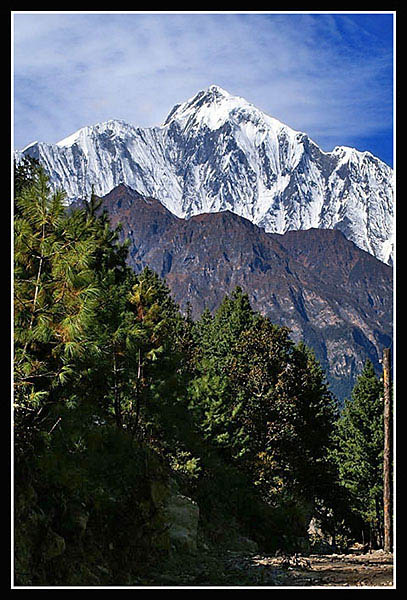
[121,266,183,434]
[188,289,338,506]
[14,170,98,445]
[13,169,136,452]
[188,288,256,460]
[14,156,41,198]
[333,360,385,547]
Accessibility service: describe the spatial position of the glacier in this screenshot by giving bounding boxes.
[14,84,394,264]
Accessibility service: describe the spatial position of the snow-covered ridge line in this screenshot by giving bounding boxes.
[15,84,394,264]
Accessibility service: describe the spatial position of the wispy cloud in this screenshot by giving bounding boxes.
[13,12,394,164]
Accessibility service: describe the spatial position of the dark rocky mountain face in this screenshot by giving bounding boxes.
[100,184,392,402]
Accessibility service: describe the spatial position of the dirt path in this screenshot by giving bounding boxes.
[247,550,394,587]
[142,549,394,587]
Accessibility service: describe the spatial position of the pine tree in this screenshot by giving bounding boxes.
[14,156,41,199]
[78,263,185,436]
[13,169,129,449]
[188,289,338,506]
[333,360,385,547]
[188,288,256,459]
[229,317,337,503]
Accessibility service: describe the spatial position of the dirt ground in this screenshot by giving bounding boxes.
[142,548,394,587]
[249,549,394,587]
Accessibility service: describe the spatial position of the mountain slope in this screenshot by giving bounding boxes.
[15,85,394,264]
[98,184,393,401]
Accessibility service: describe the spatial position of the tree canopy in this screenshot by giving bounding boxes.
[332,360,385,547]
[13,165,390,584]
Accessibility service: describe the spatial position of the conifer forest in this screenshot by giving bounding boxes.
[13,158,394,587]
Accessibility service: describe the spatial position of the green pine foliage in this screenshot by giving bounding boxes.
[188,290,338,508]
[332,360,385,546]
[13,164,389,584]
[14,169,103,449]
[14,156,42,200]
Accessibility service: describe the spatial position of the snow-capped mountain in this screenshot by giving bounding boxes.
[15,85,394,264]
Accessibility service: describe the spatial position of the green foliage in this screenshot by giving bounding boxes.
[188,289,338,505]
[14,416,170,585]
[14,169,104,451]
[332,360,385,545]
[14,166,366,584]
[13,169,197,583]
[14,155,42,199]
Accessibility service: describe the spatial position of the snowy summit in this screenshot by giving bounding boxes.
[15,85,394,264]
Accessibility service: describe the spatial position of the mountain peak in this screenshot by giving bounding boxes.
[162,84,252,129]
[56,119,134,148]
[162,84,301,140]
[190,84,234,103]
[205,84,231,97]
[15,85,394,264]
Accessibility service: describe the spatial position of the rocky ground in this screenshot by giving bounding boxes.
[134,548,394,587]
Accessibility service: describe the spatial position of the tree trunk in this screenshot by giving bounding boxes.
[130,349,143,439]
[383,347,392,552]
[113,351,122,429]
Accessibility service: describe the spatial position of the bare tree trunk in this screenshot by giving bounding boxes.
[383,347,392,552]
[133,349,142,435]
[19,223,46,364]
[113,351,122,430]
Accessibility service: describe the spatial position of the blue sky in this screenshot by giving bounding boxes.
[13,11,394,166]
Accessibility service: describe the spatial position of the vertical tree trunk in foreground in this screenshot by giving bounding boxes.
[383,347,392,553]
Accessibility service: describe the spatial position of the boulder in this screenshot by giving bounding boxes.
[236,536,259,553]
[164,491,199,554]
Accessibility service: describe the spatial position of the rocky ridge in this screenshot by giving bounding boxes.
[15,85,394,264]
[94,184,392,401]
